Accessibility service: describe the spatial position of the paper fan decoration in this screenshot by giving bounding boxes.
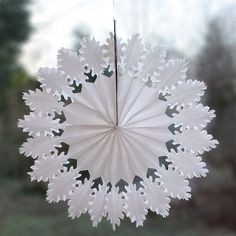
[18,33,218,229]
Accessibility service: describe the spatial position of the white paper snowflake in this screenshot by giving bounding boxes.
[18,33,218,229]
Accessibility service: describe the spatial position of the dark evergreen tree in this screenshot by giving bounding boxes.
[0,0,31,89]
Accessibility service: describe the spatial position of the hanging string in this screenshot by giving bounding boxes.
[113,0,119,127]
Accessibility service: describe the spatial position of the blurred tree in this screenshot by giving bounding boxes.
[0,0,31,90]
[0,0,32,177]
[195,17,236,229]
[197,19,236,109]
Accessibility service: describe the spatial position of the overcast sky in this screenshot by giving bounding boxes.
[20,0,236,74]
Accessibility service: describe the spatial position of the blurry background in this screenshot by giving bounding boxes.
[1,0,236,235]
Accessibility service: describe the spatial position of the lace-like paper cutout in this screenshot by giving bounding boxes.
[19,34,218,229]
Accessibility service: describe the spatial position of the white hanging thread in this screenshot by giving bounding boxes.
[113,0,116,20]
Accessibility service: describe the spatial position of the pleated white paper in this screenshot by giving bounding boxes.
[18,33,218,229]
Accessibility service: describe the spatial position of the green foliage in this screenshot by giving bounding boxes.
[1,179,235,236]
[0,0,31,89]
[9,66,29,87]
[1,206,235,236]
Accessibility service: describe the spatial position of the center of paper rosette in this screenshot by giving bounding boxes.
[58,74,173,186]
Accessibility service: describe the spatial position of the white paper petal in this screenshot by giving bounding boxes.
[68,180,93,218]
[20,136,61,158]
[89,184,108,227]
[173,104,215,129]
[143,178,170,216]
[23,89,63,115]
[174,129,219,154]
[103,32,124,65]
[124,185,148,227]
[159,169,191,200]
[18,112,62,136]
[168,80,206,106]
[155,59,188,91]
[139,45,166,82]
[123,33,144,73]
[80,36,105,75]
[38,68,74,98]
[106,187,125,230]
[47,168,79,202]
[57,48,84,83]
[168,151,208,178]
[29,154,67,182]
